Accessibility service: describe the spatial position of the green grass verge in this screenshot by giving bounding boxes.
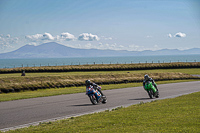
[4,91,200,133]
[0,79,198,102]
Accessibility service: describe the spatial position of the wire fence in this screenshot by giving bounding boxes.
[1,59,198,69]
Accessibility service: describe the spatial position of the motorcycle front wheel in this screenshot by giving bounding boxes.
[102,96,107,104]
[155,91,159,98]
[147,90,154,99]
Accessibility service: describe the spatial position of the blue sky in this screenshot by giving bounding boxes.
[0,0,200,53]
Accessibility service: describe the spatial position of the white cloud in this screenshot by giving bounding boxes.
[25,32,101,43]
[128,45,140,51]
[98,42,103,46]
[26,42,37,46]
[78,33,100,41]
[6,34,11,38]
[119,45,124,48]
[0,35,19,51]
[25,33,54,42]
[60,32,75,41]
[85,43,92,48]
[101,36,113,40]
[43,33,54,40]
[168,33,172,38]
[174,32,186,38]
[0,35,19,45]
[93,43,127,50]
[25,34,43,41]
[77,42,120,50]
[105,37,112,40]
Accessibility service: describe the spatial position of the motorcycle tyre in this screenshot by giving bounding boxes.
[147,90,154,99]
[155,92,159,98]
[89,95,98,105]
[155,90,159,98]
[102,96,107,104]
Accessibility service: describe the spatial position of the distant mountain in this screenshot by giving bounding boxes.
[0,42,199,59]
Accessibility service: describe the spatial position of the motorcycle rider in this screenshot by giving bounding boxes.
[85,80,103,102]
[143,74,159,96]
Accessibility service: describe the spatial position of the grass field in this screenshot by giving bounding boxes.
[1,65,199,132]
[3,91,200,133]
[0,68,199,102]
[1,68,199,93]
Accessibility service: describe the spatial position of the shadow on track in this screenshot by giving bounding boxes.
[71,104,93,107]
[129,98,150,100]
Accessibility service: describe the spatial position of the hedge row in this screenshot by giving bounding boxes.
[0,62,200,73]
[1,75,199,94]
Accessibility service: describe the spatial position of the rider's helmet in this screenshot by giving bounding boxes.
[144,74,149,81]
[85,80,91,86]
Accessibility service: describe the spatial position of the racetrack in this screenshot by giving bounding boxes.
[0,81,200,131]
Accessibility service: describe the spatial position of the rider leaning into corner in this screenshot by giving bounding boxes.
[85,80,104,101]
[143,74,159,96]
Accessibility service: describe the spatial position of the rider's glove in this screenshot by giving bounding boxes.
[97,86,101,90]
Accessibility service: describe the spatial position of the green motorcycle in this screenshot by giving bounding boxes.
[144,81,159,99]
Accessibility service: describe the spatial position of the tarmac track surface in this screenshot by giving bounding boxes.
[0,81,200,131]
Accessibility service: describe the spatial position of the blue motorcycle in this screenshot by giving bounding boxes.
[88,86,107,105]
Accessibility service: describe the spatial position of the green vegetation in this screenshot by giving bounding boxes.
[4,91,200,133]
[1,63,199,132]
[0,79,198,102]
[1,68,199,94]
[0,62,199,100]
